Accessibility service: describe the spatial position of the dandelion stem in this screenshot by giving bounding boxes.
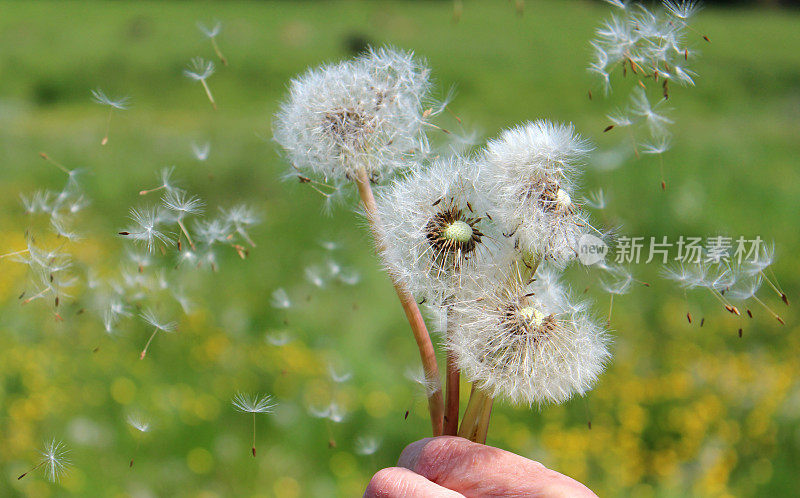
[211,38,228,66]
[752,295,785,325]
[457,385,493,444]
[443,306,460,436]
[140,327,159,359]
[760,270,788,304]
[200,79,217,110]
[102,107,113,146]
[177,220,196,250]
[39,152,71,175]
[139,185,166,196]
[22,286,51,305]
[252,413,257,457]
[0,248,29,259]
[354,165,444,436]
[18,461,46,480]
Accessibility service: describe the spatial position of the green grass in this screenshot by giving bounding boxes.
[1,1,799,496]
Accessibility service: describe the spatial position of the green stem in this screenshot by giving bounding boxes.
[457,385,493,444]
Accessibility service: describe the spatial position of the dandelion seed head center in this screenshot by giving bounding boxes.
[325,108,370,143]
[425,206,483,261]
[555,188,572,209]
[518,306,545,327]
[443,220,473,243]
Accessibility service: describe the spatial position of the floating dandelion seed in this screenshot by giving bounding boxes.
[163,189,205,250]
[121,207,171,253]
[266,331,292,347]
[232,392,276,457]
[184,57,217,110]
[18,439,71,482]
[328,364,352,383]
[270,288,292,309]
[309,402,346,448]
[91,88,130,145]
[127,413,151,468]
[138,309,177,359]
[221,204,259,247]
[191,141,211,161]
[305,266,326,288]
[139,167,178,196]
[197,21,228,66]
[355,436,381,456]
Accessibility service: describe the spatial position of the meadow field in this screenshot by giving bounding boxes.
[1,1,799,496]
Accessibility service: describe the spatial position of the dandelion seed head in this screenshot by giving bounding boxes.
[449,272,611,406]
[376,155,493,301]
[274,46,432,183]
[481,120,595,264]
[197,21,221,38]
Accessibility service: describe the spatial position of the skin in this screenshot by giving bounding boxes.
[364,436,597,498]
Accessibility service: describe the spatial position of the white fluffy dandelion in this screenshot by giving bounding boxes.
[450,270,611,408]
[274,46,432,186]
[197,21,227,66]
[480,120,595,265]
[375,155,492,302]
[120,207,171,253]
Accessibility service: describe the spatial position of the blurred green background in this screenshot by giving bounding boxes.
[1,1,799,496]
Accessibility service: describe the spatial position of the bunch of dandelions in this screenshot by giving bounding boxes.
[374,119,611,441]
[232,392,276,457]
[590,0,707,189]
[18,439,71,482]
[275,46,448,436]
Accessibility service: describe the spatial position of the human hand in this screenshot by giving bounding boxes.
[364,436,597,497]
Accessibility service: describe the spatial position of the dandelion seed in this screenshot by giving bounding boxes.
[91,88,130,145]
[328,364,352,383]
[338,268,361,286]
[163,189,205,250]
[266,331,292,346]
[138,309,177,359]
[232,392,276,457]
[221,204,259,247]
[18,439,71,482]
[305,266,326,288]
[139,167,178,196]
[126,413,151,468]
[122,207,171,253]
[355,436,381,456]
[583,189,608,210]
[184,57,217,110]
[197,21,228,66]
[270,288,292,309]
[663,0,701,20]
[191,141,211,161]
